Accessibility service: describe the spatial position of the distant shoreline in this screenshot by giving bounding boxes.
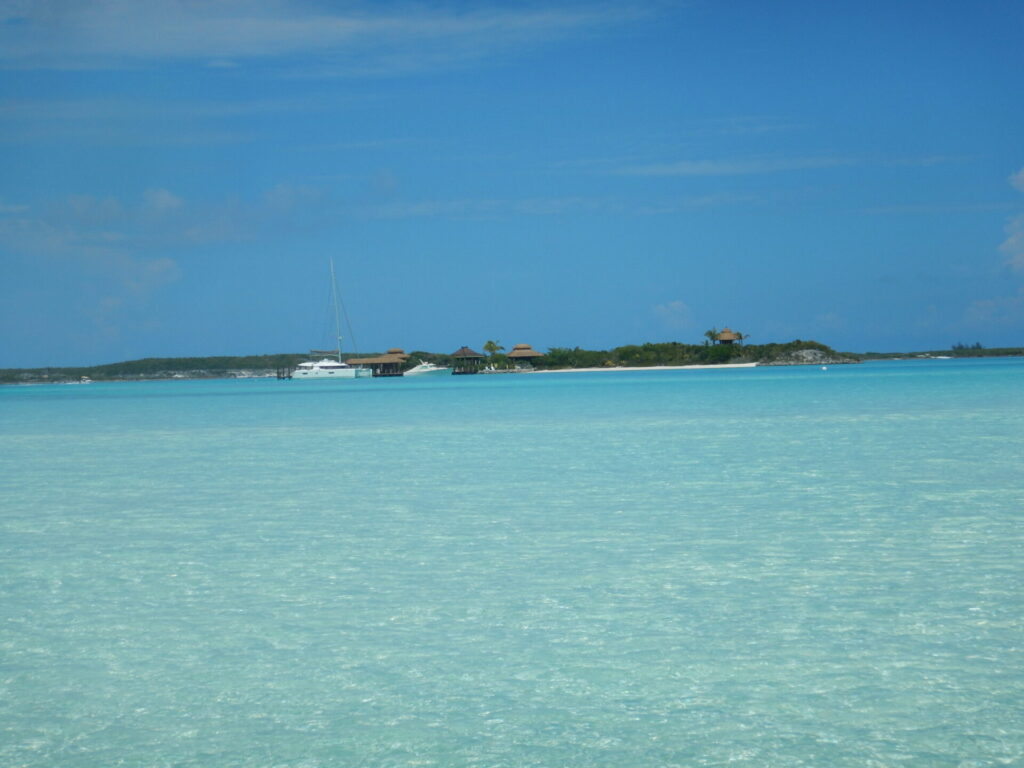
[7,344,1023,386]
[531,362,760,374]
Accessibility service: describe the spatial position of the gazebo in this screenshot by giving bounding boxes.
[346,348,409,377]
[451,346,484,375]
[715,328,740,345]
[506,343,544,369]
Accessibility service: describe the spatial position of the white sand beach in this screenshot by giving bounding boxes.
[531,362,759,373]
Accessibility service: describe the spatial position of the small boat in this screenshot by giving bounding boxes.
[404,360,452,376]
[290,259,371,381]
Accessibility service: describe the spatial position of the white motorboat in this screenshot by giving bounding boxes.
[404,360,452,376]
[290,258,371,380]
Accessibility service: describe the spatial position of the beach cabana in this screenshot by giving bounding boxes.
[506,343,544,370]
[715,328,740,345]
[346,348,409,377]
[451,346,484,375]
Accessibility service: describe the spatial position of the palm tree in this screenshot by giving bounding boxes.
[703,328,719,346]
[483,340,504,367]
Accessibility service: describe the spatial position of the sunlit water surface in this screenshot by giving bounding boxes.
[2,359,1022,766]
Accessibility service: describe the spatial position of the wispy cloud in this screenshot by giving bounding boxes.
[0,97,306,121]
[632,193,757,214]
[864,201,1013,215]
[0,185,750,269]
[143,188,184,214]
[1011,167,1024,193]
[0,190,184,345]
[357,196,610,219]
[296,137,422,152]
[888,154,970,167]
[618,155,856,177]
[1002,166,1024,272]
[964,287,1024,327]
[0,199,29,214]
[0,1,652,74]
[1001,212,1024,272]
[0,95,324,145]
[682,116,802,137]
[968,166,1024,327]
[653,300,693,330]
[356,192,752,219]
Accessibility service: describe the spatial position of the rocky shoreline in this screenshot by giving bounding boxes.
[756,348,859,366]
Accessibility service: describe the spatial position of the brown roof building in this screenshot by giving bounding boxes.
[451,346,485,375]
[506,343,544,368]
[715,328,740,345]
[346,348,409,377]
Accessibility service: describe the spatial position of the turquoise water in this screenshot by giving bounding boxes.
[2,359,1022,767]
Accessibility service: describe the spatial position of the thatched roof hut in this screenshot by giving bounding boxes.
[716,328,740,344]
[506,343,543,359]
[451,346,484,375]
[346,348,408,377]
[506,343,544,370]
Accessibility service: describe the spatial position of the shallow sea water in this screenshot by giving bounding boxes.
[2,359,1022,767]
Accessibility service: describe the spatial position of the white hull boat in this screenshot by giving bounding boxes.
[291,258,371,381]
[293,359,370,379]
[404,361,452,376]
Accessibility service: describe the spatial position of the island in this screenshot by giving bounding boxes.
[3,339,1021,385]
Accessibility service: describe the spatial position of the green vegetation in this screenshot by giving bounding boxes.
[536,339,848,369]
[0,353,309,384]
[482,339,506,368]
[91,354,305,377]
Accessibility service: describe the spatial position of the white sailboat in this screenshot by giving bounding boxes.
[291,259,371,380]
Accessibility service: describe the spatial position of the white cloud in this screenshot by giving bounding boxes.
[963,288,1024,328]
[619,155,856,177]
[1010,167,1024,192]
[979,168,1024,327]
[143,188,183,213]
[1002,168,1024,272]
[0,199,29,213]
[1000,213,1024,272]
[66,194,124,226]
[0,1,651,73]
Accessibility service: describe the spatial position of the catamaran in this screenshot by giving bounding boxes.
[291,259,371,380]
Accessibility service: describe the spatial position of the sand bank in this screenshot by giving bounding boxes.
[530,362,759,374]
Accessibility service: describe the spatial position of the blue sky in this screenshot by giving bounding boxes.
[1,0,1022,367]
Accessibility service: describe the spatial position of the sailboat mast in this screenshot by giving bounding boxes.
[329,258,343,363]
